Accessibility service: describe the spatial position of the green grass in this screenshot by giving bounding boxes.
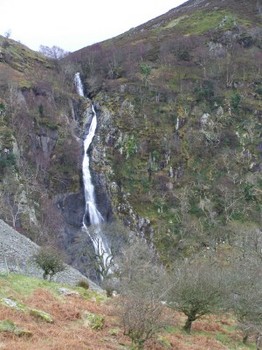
[164,325,180,334]
[0,273,54,297]
[164,15,189,29]
[164,10,251,35]
[0,273,104,302]
[163,319,257,350]
[0,319,32,337]
[215,332,256,349]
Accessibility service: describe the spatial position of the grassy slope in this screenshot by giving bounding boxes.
[0,273,257,349]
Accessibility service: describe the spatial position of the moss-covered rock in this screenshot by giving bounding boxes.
[0,319,32,337]
[0,298,26,311]
[29,308,54,323]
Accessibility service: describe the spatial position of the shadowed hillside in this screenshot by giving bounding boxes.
[0,0,261,284]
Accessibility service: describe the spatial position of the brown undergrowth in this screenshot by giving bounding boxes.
[0,278,256,350]
[0,287,129,350]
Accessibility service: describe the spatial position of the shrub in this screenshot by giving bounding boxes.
[33,246,66,280]
[76,279,89,290]
[231,92,241,111]
[194,80,214,102]
[255,86,262,95]
[83,311,104,330]
[177,48,191,61]
[167,257,224,333]
[116,239,170,349]
[0,103,5,114]
[0,152,16,175]
[140,63,151,77]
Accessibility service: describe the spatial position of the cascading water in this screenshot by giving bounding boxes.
[74,72,112,278]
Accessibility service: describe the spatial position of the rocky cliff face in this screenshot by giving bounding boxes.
[67,0,261,263]
[0,0,261,276]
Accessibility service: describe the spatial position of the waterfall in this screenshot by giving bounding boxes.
[74,72,84,97]
[74,72,112,278]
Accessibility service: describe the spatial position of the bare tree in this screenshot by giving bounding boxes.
[26,195,63,246]
[224,231,262,347]
[234,276,262,347]
[167,256,224,333]
[4,29,11,39]
[39,45,68,59]
[115,238,170,349]
[0,174,25,228]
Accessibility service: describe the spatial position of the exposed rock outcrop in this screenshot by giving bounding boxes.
[0,219,101,291]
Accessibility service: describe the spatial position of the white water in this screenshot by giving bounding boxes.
[74,73,112,278]
[74,73,84,97]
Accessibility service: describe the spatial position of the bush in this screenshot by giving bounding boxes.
[177,48,191,61]
[0,153,16,176]
[194,80,214,102]
[33,246,66,280]
[83,311,104,330]
[231,92,241,111]
[116,239,170,349]
[255,86,262,95]
[76,279,89,290]
[167,257,225,333]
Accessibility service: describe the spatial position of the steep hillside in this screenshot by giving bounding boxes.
[67,0,262,262]
[0,0,261,276]
[0,37,83,240]
[0,35,112,279]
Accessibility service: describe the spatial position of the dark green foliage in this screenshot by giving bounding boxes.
[243,183,256,201]
[176,48,191,61]
[0,103,5,114]
[194,80,214,102]
[33,246,66,280]
[255,85,262,95]
[0,152,16,175]
[38,104,44,117]
[140,63,151,78]
[231,92,241,111]
[84,311,105,330]
[76,279,89,290]
[237,33,254,48]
